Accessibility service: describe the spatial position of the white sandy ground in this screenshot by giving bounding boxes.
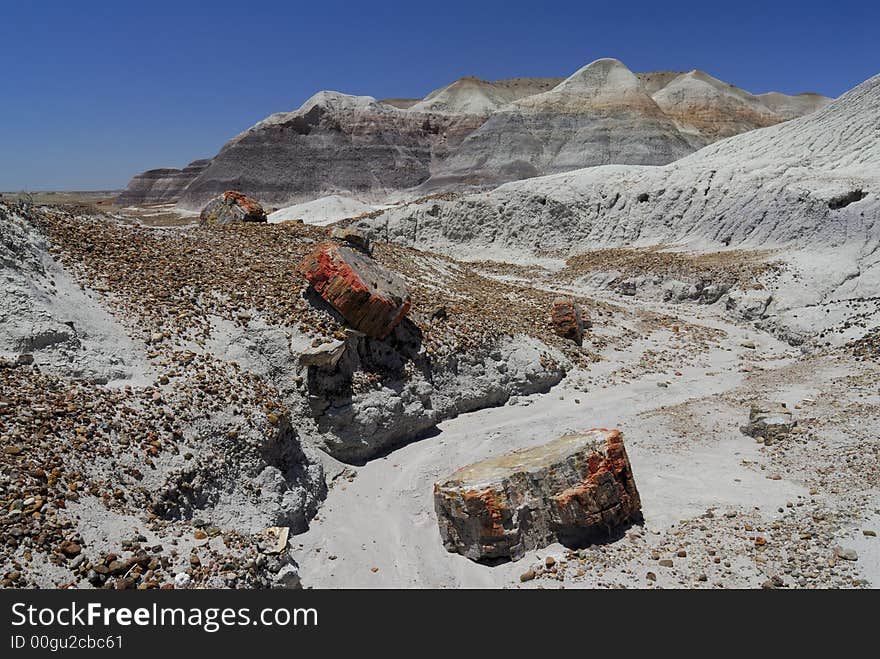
[120,203,200,218]
[295,293,880,588]
[268,195,387,226]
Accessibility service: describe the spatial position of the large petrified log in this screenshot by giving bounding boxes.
[199,190,267,226]
[298,241,411,340]
[434,429,641,561]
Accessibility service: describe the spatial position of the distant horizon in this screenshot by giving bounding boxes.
[1,0,877,190]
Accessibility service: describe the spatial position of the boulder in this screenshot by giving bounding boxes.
[742,403,794,443]
[298,339,346,369]
[298,241,411,340]
[434,429,641,561]
[550,298,583,344]
[725,288,773,321]
[199,191,267,226]
[329,226,371,253]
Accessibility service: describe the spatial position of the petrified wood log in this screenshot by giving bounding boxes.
[434,429,641,561]
[199,190,267,226]
[550,297,583,344]
[299,241,411,340]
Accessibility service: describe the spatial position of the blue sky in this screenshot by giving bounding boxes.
[1,0,877,190]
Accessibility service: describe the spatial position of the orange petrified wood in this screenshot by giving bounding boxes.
[434,428,641,561]
[550,297,583,344]
[549,430,641,540]
[221,190,265,218]
[299,241,411,340]
[199,190,267,226]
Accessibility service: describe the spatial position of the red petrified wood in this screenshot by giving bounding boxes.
[222,190,265,217]
[434,429,641,561]
[298,241,411,340]
[551,297,583,344]
[199,190,267,226]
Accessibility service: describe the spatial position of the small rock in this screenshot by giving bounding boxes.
[261,527,290,555]
[742,403,794,442]
[299,340,346,369]
[276,565,302,589]
[520,569,536,582]
[834,546,858,561]
[58,540,81,557]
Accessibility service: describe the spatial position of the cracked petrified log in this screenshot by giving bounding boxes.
[434,429,641,561]
[550,297,583,344]
[298,241,411,340]
[199,190,267,226]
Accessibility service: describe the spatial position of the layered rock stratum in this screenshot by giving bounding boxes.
[176,92,484,208]
[119,59,830,207]
[426,59,695,187]
[408,76,564,115]
[116,159,210,206]
[369,73,876,252]
[361,73,878,344]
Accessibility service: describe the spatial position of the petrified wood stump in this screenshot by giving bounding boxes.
[551,297,583,344]
[742,403,795,443]
[434,429,641,561]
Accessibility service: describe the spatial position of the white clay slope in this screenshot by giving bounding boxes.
[361,73,879,342]
[409,76,566,115]
[409,77,517,115]
[651,70,781,144]
[427,58,695,186]
[374,72,878,253]
[756,91,833,120]
[268,195,379,225]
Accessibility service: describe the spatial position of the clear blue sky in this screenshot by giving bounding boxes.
[1,0,877,190]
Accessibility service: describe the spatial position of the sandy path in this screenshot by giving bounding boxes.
[295,304,814,588]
